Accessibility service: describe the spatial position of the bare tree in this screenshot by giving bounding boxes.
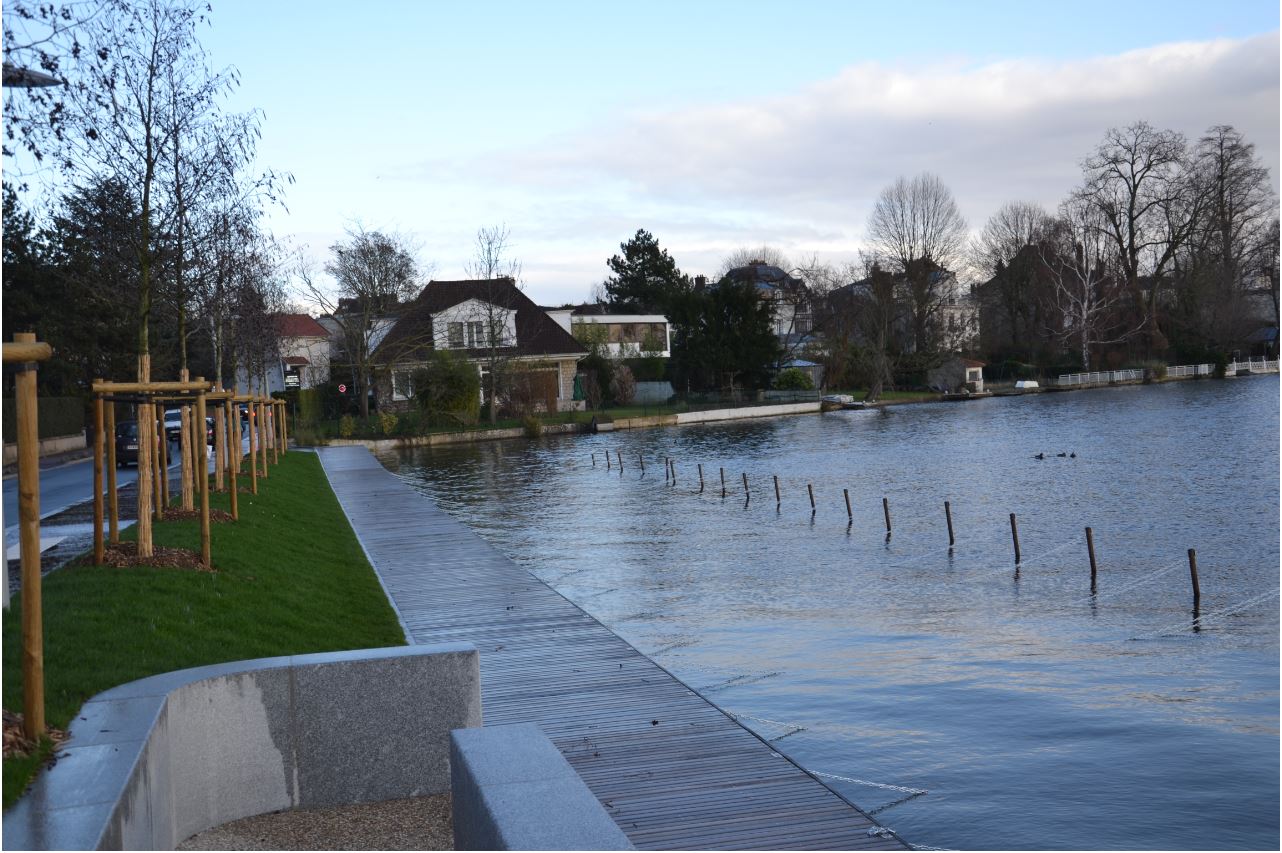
[299,225,421,418]
[970,201,1056,352]
[1040,197,1143,370]
[716,245,790,279]
[867,173,968,352]
[1076,121,1191,350]
[462,224,522,424]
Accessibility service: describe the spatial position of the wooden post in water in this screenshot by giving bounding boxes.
[773,475,780,507]
[1086,527,1098,589]
[616,449,623,471]
[1187,548,1201,606]
[607,450,611,471]
[196,387,211,568]
[1009,513,1021,564]
[720,467,726,498]
[807,483,815,512]
[945,501,955,547]
[639,454,644,473]
[882,497,892,535]
[591,452,595,467]
[11,333,46,738]
[742,472,749,497]
[843,488,851,520]
[106,399,118,543]
[93,390,104,564]
[698,464,704,493]
[670,460,675,484]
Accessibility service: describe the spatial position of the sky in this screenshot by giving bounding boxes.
[194,0,1280,306]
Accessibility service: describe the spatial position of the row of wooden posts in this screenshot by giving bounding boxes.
[4,330,290,743]
[591,450,1203,606]
[91,375,288,570]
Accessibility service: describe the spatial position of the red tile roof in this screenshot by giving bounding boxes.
[273,313,329,338]
[283,356,310,366]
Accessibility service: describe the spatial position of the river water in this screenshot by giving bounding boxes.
[379,377,1279,851]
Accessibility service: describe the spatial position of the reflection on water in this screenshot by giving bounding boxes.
[381,377,1280,850]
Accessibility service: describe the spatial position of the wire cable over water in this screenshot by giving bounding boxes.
[1131,587,1281,640]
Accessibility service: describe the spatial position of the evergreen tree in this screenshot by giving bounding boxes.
[603,228,690,312]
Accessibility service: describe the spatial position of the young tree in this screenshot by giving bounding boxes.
[301,225,421,419]
[462,224,521,424]
[603,228,691,312]
[1040,198,1143,370]
[867,173,968,353]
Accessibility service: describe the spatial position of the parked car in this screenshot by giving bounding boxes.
[163,409,215,444]
[114,420,139,467]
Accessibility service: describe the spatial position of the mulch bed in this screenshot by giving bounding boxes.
[160,508,235,523]
[3,710,67,760]
[94,542,215,572]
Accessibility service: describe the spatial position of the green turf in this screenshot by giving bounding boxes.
[1,451,405,808]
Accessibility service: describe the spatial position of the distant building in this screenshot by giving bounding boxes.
[374,278,588,412]
[721,261,813,354]
[236,313,331,395]
[547,303,671,357]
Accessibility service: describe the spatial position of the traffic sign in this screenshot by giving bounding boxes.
[338,384,346,393]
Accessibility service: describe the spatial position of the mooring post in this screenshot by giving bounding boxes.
[663,457,668,481]
[607,450,612,471]
[945,500,955,547]
[808,483,815,512]
[720,467,726,498]
[1010,513,1022,564]
[742,472,749,497]
[882,497,892,535]
[591,452,595,467]
[1086,527,1098,589]
[639,454,644,473]
[616,449,623,471]
[698,464,704,493]
[670,460,676,484]
[773,475,781,506]
[844,488,852,520]
[1187,548,1201,605]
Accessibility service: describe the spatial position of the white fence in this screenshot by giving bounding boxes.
[1058,359,1278,387]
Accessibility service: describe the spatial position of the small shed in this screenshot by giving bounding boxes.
[928,357,985,393]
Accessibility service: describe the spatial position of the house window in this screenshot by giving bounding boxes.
[466,321,485,347]
[392,369,415,401]
[448,322,464,348]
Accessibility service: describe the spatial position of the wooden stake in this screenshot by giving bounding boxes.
[232,393,243,476]
[844,488,851,520]
[1187,549,1201,605]
[808,483,815,511]
[180,405,194,511]
[93,390,104,564]
[214,403,226,492]
[157,403,169,511]
[258,401,268,478]
[591,452,595,467]
[882,497,892,534]
[774,475,781,506]
[720,467,726,498]
[945,500,955,547]
[742,472,749,497]
[226,399,239,521]
[153,406,163,520]
[639,454,644,473]
[248,397,258,494]
[669,459,675,484]
[107,400,118,543]
[1086,527,1097,589]
[698,464,704,493]
[15,333,45,738]
[196,389,211,568]
[136,354,153,558]
[616,449,623,471]
[1010,513,1021,564]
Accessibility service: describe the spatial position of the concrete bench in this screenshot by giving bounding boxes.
[451,723,633,850]
[3,644,481,850]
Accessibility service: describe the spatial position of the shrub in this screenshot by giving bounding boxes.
[609,365,637,406]
[378,410,398,436]
[772,367,814,391]
[297,388,323,425]
[413,351,481,426]
[522,414,543,438]
[338,415,356,438]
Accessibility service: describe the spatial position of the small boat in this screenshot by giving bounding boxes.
[821,394,868,411]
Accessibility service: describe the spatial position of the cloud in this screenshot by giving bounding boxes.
[401,32,1279,302]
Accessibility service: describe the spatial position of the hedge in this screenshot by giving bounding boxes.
[2,397,86,443]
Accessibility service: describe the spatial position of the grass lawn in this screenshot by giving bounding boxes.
[1,450,405,809]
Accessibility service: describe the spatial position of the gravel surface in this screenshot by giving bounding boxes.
[177,794,453,850]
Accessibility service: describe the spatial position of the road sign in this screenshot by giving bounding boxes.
[338,384,346,393]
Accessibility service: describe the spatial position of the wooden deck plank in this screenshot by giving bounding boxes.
[318,446,909,851]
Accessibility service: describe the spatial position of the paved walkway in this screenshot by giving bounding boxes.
[318,446,907,851]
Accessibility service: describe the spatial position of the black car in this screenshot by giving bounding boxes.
[114,420,140,467]
[163,409,215,445]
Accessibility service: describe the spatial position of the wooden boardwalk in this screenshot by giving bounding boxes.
[319,446,909,851]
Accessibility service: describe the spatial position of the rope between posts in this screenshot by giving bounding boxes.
[811,770,928,796]
[1089,558,1186,602]
[1134,587,1281,640]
